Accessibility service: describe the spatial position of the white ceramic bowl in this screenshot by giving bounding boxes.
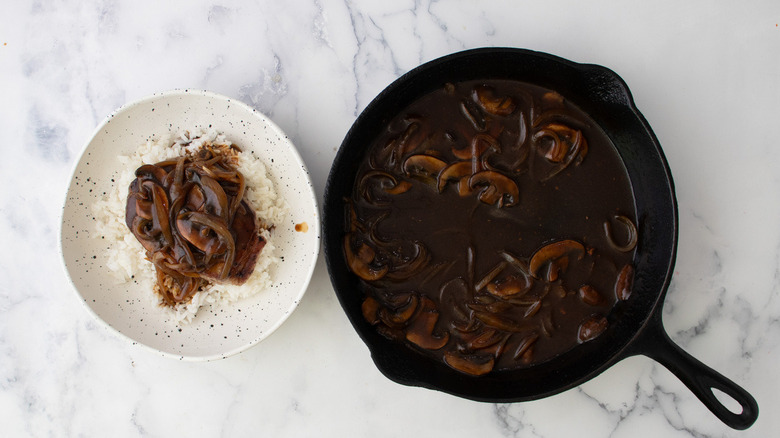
[60,90,320,360]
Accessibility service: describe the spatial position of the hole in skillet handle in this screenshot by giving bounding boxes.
[629,313,759,430]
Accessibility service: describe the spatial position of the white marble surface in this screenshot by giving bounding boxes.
[1,0,778,436]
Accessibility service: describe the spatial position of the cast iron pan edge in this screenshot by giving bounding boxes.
[323,47,758,430]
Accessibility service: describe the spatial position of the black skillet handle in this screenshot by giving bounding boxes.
[631,319,759,430]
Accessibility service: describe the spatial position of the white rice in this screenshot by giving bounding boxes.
[93,128,289,324]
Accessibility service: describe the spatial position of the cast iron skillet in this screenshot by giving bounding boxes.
[322,48,758,430]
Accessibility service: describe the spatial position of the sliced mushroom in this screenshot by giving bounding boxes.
[405,296,449,350]
[451,133,500,161]
[197,173,229,221]
[437,161,473,193]
[379,292,420,326]
[176,214,227,254]
[578,315,608,342]
[184,184,206,212]
[468,171,520,208]
[537,125,569,163]
[541,91,565,106]
[443,351,495,376]
[531,122,588,180]
[486,274,532,298]
[473,85,516,116]
[376,323,404,341]
[546,261,566,283]
[578,285,603,306]
[457,177,473,196]
[528,240,585,280]
[129,216,156,252]
[615,264,634,301]
[385,180,412,195]
[180,211,235,280]
[135,163,169,182]
[344,234,388,281]
[129,178,152,212]
[362,297,381,325]
[402,154,447,182]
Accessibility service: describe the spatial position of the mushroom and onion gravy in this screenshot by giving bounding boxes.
[344,80,637,375]
[125,143,266,307]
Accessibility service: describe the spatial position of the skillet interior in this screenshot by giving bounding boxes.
[323,47,677,401]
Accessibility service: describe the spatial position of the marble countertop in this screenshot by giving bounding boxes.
[2,1,778,436]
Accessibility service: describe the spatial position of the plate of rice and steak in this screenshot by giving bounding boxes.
[60,90,320,360]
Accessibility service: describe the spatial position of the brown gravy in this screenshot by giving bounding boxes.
[345,80,636,375]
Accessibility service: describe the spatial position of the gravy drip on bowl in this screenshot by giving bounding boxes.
[345,80,637,375]
[126,143,266,306]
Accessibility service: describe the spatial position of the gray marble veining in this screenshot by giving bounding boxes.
[2,0,778,436]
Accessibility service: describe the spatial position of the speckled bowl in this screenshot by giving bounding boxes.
[60,90,320,360]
